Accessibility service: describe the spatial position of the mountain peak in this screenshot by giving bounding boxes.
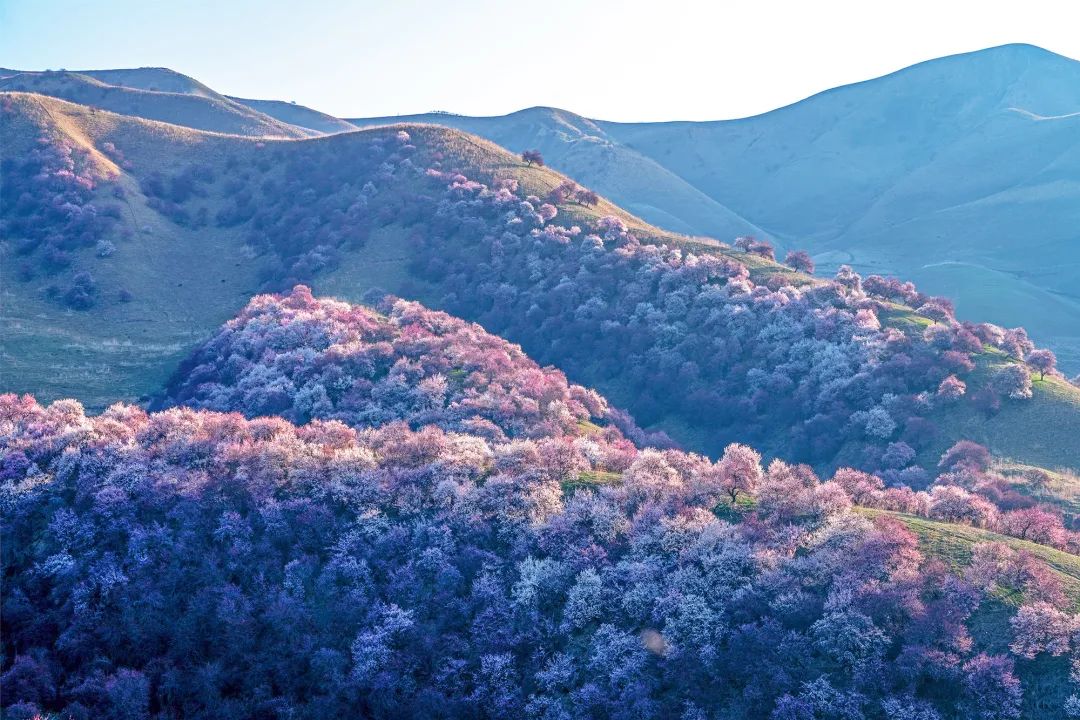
[967,42,1072,60]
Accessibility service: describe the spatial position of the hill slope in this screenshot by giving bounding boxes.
[0,70,310,137]
[69,66,220,97]
[4,289,1076,719]
[229,95,357,135]
[350,107,766,240]
[0,92,719,411]
[2,91,1078,478]
[353,44,1080,373]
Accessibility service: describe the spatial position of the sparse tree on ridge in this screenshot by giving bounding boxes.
[547,179,578,204]
[784,249,815,274]
[1027,348,1056,380]
[521,149,544,167]
[575,188,600,207]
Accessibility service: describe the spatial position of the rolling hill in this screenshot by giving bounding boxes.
[0,91,731,412]
[0,69,312,137]
[2,90,1079,480]
[0,65,357,138]
[351,107,765,241]
[4,72,1080,719]
[3,287,1077,719]
[351,44,1080,374]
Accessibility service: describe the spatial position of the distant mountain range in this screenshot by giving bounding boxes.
[0,66,356,138]
[349,44,1080,373]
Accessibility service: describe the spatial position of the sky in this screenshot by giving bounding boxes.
[3,0,1079,121]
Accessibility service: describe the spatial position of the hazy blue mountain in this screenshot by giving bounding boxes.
[351,44,1080,371]
[0,69,311,137]
[226,95,357,135]
[0,66,352,138]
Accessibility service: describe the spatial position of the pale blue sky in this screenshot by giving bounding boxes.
[3,0,1078,121]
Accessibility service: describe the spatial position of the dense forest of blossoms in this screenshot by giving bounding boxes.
[408,165,1060,469]
[0,129,124,309]
[159,285,653,446]
[203,127,1054,472]
[138,127,1063,473]
[4,391,1079,720]
[162,290,1079,551]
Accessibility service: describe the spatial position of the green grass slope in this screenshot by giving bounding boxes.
[856,507,1079,719]
[918,349,1080,473]
[0,71,310,138]
[1,93,271,407]
[73,67,221,98]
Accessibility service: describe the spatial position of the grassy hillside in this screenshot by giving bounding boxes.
[72,66,220,97]
[0,94,737,409]
[350,107,768,242]
[1,93,271,407]
[3,92,1078,478]
[0,71,310,137]
[354,45,1080,374]
[915,349,1080,472]
[993,461,1080,519]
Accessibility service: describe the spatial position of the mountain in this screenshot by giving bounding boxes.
[4,61,1080,719]
[351,44,1080,373]
[0,69,312,137]
[0,64,357,137]
[2,90,1078,480]
[65,66,220,97]
[228,95,357,135]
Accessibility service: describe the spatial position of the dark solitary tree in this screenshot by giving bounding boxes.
[521,149,544,167]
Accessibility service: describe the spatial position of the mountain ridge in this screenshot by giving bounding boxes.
[350,43,1080,372]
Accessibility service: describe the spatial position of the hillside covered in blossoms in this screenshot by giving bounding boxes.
[3,96,1078,478]
[2,43,1080,720]
[4,288,1080,719]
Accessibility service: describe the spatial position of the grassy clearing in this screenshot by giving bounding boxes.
[856,507,1080,606]
[993,460,1080,517]
[914,347,1080,472]
[562,470,622,494]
